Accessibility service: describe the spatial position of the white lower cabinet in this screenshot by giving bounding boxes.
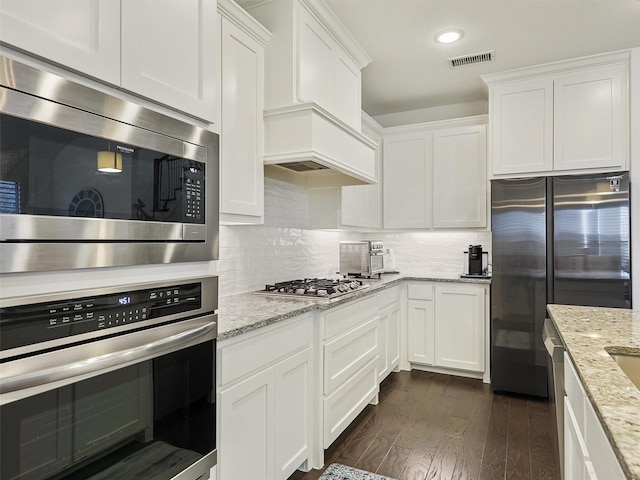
[321,295,382,448]
[407,284,435,365]
[563,352,625,480]
[378,301,401,382]
[564,396,592,480]
[407,282,489,380]
[274,348,313,478]
[434,284,485,372]
[218,314,313,480]
[323,357,378,448]
[219,366,273,479]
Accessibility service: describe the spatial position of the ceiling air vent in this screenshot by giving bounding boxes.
[449,50,494,68]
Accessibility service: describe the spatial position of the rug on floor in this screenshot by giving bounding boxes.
[319,463,397,480]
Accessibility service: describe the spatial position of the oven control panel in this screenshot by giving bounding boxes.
[0,282,202,353]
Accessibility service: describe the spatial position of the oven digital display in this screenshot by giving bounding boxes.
[118,296,132,305]
[0,282,202,353]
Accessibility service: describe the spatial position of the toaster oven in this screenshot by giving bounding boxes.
[339,241,385,278]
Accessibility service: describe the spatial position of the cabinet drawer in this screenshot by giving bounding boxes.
[377,286,401,309]
[219,314,312,386]
[323,357,378,448]
[324,317,378,394]
[407,283,433,300]
[564,352,586,437]
[324,296,378,340]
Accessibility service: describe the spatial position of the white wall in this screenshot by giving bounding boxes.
[218,177,347,296]
[373,100,488,128]
[362,231,492,278]
[218,177,491,297]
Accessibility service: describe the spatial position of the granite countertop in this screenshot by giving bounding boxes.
[546,304,640,480]
[218,274,490,340]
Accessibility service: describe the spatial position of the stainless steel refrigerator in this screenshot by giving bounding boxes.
[491,172,631,397]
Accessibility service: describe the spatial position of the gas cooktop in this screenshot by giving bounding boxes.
[260,278,370,299]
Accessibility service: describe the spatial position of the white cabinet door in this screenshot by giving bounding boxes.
[383,131,432,229]
[0,0,120,85]
[564,398,589,480]
[220,13,265,223]
[433,124,487,228]
[297,6,333,110]
[340,182,381,228]
[585,399,626,480]
[387,303,401,377]
[554,66,627,172]
[377,302,401,382]
[297,5,361,130]
[407,298,435,365]
[121,0,218,122]
[490,78,554,175]
[274,347,312,480]
[434,284,485,372]
[219,368,274,480]
[332,48,361,129]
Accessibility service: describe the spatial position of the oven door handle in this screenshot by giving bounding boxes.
[0,320,216,395]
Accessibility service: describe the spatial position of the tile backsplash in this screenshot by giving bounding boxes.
[219,177,491,297]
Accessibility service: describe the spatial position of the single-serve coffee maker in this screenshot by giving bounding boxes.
[464,245,488,276]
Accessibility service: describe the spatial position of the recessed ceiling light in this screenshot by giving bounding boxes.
[435,30,464,44]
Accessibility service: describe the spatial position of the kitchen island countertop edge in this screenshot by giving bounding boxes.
[547,304,640,480]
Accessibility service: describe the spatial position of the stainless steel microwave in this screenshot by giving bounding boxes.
[0,56,219,273]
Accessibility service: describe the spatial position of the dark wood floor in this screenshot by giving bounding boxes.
[289,370,560,480]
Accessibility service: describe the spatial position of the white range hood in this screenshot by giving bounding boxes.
[263,102,377,187]
[241,0,376,187]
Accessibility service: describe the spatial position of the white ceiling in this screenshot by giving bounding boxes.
[325,0,640,119]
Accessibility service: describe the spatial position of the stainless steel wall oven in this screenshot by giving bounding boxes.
[0,276,218,480]
[0,56,219,273]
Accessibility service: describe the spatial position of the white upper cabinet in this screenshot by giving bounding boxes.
[383,117,488,230]
[432,124,487,229]
[483,50,629,178]
[489,78,554,175]
[0,0,219,123]
[298,6,334,111]
[0,0,121,85]
[553,66,626,172]
[383,129,433,229]
[218,0,270,224]
[331,48,361,128]
[121,0,218,122]
[296,3,363,128]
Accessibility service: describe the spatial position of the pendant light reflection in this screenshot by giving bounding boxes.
[97,143,123,173]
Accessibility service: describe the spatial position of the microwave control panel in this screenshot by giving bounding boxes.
[0,282,202,353]
[183,160,205,224]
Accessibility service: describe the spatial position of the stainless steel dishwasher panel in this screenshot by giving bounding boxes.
[543,317,565,480]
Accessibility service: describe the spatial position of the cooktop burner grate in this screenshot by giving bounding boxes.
[261,278,369,298]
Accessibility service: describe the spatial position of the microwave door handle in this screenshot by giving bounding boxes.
[0,321,216,395]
